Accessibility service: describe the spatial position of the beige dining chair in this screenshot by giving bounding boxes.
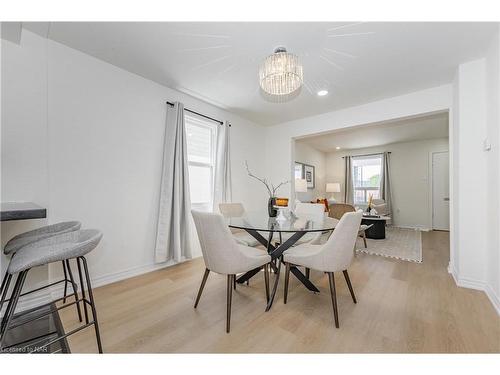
[329,203,371,248]
[284,203,327,245]
[283,211,363,328]
[281,202,333,279]
[191,210,271,333]
[219,203,260,247]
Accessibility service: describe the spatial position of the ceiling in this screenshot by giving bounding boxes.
[24,22,497,126]
[297,112,449,152]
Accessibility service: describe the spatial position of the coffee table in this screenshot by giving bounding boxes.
[361,215,391,239]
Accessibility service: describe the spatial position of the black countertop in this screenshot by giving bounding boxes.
[0,202,47,221]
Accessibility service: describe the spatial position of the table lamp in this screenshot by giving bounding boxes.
[326,182,341,202]
[295,178,308,204]
[295,178,307,193]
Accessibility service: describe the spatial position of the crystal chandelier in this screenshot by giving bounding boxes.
[259,47,303,101]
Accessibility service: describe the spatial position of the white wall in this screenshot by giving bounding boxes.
[294,141,326,201]
[484,26,500,311]
[324,138,449,229]
[1,30,50,304]
[451,59,489,291]
[449,51,500,314]
[265,85,452,202]
[1,30,268,294]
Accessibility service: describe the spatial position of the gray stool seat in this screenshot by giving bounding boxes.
[8,229,103,274]
[4,221,81,255]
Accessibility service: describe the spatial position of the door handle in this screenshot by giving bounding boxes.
[443,198,450,201]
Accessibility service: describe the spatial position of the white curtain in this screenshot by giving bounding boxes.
[154,102,192,263]
[213,121,232,212]
[344,156,354,204]
[379,152,392,216]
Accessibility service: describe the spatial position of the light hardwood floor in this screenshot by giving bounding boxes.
[59,231,500,353]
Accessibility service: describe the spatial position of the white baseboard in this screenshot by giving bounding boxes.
[455,277,486,291]
[393,225,431,231]
[0,289,52,315]
[484,283,500,315]
[2,255,203,314]
[448,263,500,315]
[48,255,202,299]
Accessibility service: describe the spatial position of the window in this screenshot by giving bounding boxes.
[352,154,382,205]
[185,115,217,211]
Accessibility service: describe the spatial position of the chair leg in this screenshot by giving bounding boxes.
[0,270,28,347]
[80,257,103,353]
[362,232,367,248]
[76,257,90,324]
[284,262,291,304]
[62,260,68,303]
[342,270,357,304]
[226,275,233,333]
[194,268,210,308]
[305,267,310,279]
[65,259,83,322]
[0,273,12,319]
[0,271,10,303]
[264,264,270,302]
[327,272,339,328]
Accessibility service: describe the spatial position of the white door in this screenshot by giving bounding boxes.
[432,152,450,230]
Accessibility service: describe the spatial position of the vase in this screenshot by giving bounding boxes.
[268,197,277,217]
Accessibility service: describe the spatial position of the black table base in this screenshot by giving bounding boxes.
[236,229,320,311]
[362,218,386,239]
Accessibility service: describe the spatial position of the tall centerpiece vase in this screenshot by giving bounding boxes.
[268,197,277,217]
[245,161,289,219]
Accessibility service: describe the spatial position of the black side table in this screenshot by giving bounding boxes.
[361,216,390,239]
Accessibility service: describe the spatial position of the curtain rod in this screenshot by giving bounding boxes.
[341,152,391,159]
[166,101,227,126]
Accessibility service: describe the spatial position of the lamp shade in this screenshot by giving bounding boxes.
[295,178,308,192]
[326,183,341,193]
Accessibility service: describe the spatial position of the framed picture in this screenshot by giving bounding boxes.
[304,164,315,189]
[294,162,304,180]
[295,162,315,189]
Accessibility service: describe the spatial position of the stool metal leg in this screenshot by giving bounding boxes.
[65,259,83,322]
[62,260,68,303]
[0,273,12,319]
[76,257,89,324]
[80,257,103,353]
[1,273,21,335]
[0,270,28,348]
[0,272,9,302]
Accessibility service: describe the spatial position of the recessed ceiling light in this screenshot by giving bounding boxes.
[336,146,341,150]
[317,90,328,96]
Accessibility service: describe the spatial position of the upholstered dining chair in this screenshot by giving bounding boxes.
[280,203,332,279]
[219,203,260,248]
[283,211,363,328]
[286,203,328,245]
[191,210,271,333]
[329,203,371,248]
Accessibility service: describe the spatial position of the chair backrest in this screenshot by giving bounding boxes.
[320,211,363,271]
[329,203,355,220]
[295,202,324,219]
[219,203,245,218]
[191,210,250,274]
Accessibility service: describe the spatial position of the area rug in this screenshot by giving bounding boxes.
[355,227,423,263]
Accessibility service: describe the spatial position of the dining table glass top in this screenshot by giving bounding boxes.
[226,210,338,233]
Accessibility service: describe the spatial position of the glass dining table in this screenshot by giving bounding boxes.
[226,211,338,311]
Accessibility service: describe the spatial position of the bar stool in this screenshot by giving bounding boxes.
[0,221,83,322]
[0,229,103,353]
